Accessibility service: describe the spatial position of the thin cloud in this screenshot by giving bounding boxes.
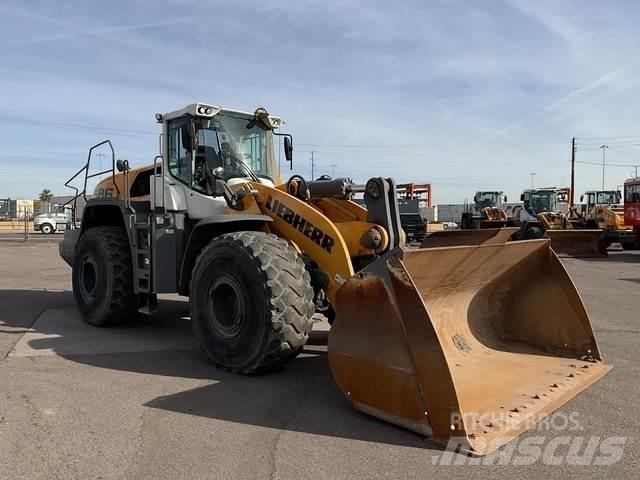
[470,57,640,149]
[0,13,199,48]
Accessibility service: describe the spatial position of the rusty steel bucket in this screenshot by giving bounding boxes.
[328,235,610,455]
[544,229,606,258]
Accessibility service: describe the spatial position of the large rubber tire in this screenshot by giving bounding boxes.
[622,241,637,250]
[40,223,54,234]
[190,231,314,374]
[585,220,598,229]
[525,226,544,239]
[72,226,138,326]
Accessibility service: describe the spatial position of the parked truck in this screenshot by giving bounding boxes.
[33,204,74,234]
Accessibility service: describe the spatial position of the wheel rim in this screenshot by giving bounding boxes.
[42,225,51,234]
[207,274,247,339]
[79,256,98,301]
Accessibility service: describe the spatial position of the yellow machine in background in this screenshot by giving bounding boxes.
[60,104,610,456]
[572,190,637,250]
[513,188,604,257]
[460,191,509,230]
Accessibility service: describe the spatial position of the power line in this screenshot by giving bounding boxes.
[0,113,157,138]
[578,135,640,140]
[575,159,640,167]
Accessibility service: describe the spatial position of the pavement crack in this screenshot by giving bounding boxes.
[268,371,320,480]
[595,328,640,334]
[119,409,147,480]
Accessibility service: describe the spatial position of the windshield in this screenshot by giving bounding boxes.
[475,192,501,209]
[595,191,620,205]
[194,112,278,183]
[625,183,640,203]
[527,191,558,214]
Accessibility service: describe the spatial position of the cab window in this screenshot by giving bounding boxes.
[167,118,192,185]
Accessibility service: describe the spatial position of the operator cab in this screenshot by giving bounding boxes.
[473,191,506,210]
[160,104,287,197]
[522,189,559,215]
[581,190,622,210]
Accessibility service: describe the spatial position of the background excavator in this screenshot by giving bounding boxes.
[59,103,610,455]
[511,188,605,257]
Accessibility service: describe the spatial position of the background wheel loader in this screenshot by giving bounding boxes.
[460,191,510,230]
[511,188,605,257]
[570,190,637,250]
[421,191,512,247]
[59,103,610,455]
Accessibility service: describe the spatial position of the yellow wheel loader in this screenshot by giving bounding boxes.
[460,191,510,230]
[512,188,605,257]
[572,190,637,250]
[59,104,610,455]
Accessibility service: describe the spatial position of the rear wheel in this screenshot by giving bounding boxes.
[190,231,314,374]
[622,241,637,250]
[72,226,138,326]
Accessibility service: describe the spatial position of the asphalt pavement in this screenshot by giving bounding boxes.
[0,242,638,479]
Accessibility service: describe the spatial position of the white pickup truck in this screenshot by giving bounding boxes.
[33,205,73,234]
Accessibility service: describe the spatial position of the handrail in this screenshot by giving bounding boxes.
[152,155,164,211]
[63,140,116,223]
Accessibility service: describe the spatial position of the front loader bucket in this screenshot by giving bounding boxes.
[544,229,605,258]
[328,238,610,455]
[421,227,519,248]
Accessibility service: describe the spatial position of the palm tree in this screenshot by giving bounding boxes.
[39,189,53,202]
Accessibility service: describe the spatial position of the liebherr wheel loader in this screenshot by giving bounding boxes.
[60,103,610,455]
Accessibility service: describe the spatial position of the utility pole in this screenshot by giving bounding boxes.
[600,144,608,190]
[329,163,337,178]
[530,172,536,188]
[310,151,315,180]
[570,137,576,206]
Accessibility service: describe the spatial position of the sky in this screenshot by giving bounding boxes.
[1,0,640,204]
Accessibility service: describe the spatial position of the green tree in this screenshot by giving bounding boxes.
[39,189,53,202]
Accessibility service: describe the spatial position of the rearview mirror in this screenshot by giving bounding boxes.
[284,136,293,164]
[116,159,129,172]
[503,195,508,202]
[580,194,584,202]
[520,194,525,201]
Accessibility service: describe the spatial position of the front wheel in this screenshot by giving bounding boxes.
[72,226,138,326]
[525,226,544,239]
[190,232,314,374]
[40,223,54,234]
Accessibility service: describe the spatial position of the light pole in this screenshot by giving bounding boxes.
[600,145,608,190]
[330,163,337,178]
[96,152,105,173]
[530,172,536,188]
